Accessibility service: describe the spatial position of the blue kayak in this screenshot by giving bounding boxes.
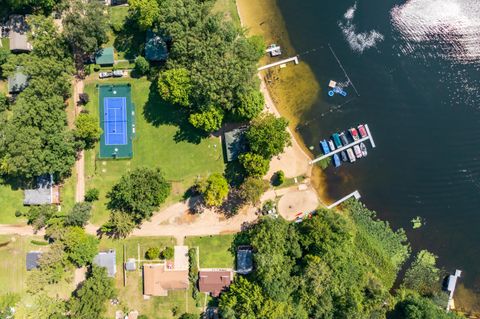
[333,154,341,168]
[320,140,330,155]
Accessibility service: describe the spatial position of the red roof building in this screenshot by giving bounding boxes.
[198,270,232,297]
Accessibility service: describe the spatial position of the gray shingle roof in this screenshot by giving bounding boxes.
[93,250,117,277]
[26,251,42,271]
[224,128,247,162]
[8,69,28,93]
[236,247,253,274]
[9,15,32,52]
[24,175,53,205]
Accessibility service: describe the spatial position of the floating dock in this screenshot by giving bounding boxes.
[327,191,361,209]
[309,124,376,165]
[258,56,299,71]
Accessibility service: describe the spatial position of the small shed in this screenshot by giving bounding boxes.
[8,69,28,94]
[93,250,117,277]
[9,15,32,53]
[95,47,115,66]
[26,251,42,271]
[125,258,136,271]
[236,246,253,275]
[24,174,60,206]
[145,30,168,62]
[223,128,247,162]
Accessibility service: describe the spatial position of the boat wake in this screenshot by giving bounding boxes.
[391,0,480,64]
[338,3,384,53]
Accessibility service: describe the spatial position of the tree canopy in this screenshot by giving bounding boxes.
[196,173,229,207]
[245,113,291,159]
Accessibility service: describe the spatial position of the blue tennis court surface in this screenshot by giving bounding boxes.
[104,97,127,145]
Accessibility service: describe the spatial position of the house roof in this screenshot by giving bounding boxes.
[145,30,168,61]
[26,251,42,271]
[9,15,32,52]
[95,47,115,65]
[224,128,247,162]
[143,264,189,296]
[236,247,253,274]
[93,250,117,277]
[24,174,58,205]
[8,69,28,93]
[198,270,232,297]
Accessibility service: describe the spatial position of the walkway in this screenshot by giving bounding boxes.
[73,78,85,202]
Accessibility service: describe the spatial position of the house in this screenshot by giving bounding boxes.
[8,68,28,94]
[93,250,117,277]
[236,246,253,275]
[95,47,115,66]
[198,270,233,297]
[145,30,168,62]
[223,128,247,162]
[26,251,43,271]
[143,246,189,296]
[23,174,60,206]
[9,15,33,53]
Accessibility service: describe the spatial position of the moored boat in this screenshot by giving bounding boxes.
[358,124,368,138]
[328,139,336,151]
[333,154,341,168]
[341,150,348,162]
[320,140,330,154]
[339,132,349,146]
[360,142,368,157]
[332,133,342,148]
[349,128,360,141]
[347,148,356,162]
[353,145,362,158]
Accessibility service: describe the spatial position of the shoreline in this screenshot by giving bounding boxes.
[236,0,330,203]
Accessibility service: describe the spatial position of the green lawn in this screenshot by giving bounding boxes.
[185,235,235,269]
[0,178,25,224]
[213,0,241,27]
[83,76,225,224]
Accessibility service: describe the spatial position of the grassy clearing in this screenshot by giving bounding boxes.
[185,235,235,269]
[83,76,225,224]
[0,178,25,224]
[213,0,241,27]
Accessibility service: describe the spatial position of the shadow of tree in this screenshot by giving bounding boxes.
[113,15,145,61]
[143,80,208,144]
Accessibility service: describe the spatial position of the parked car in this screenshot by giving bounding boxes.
[112,70,124,77]
[99,72,112,79]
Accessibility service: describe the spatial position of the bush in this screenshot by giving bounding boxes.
[79,93,89,105]
[65,202,92,227]
[85,188,100,202]
[161,246,174,260]
[272,170,285,186]
[31,240,49,246]
[110,20,123,33]
[15,210,22,217]
[93,64,100,72]
[134,56,150,76]
[145,247,160,260]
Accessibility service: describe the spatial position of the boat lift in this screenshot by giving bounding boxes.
[309,124,376,165]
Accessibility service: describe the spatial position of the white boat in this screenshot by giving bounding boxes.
[347,148,356,163]
[360,142,368,157]
[353,145,362,158]
[328,139,336,151]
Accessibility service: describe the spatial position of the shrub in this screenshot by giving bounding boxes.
[145,247,160,260]
[93,64,100,72]
[272,170,285,186]
[15,210,22,217]
[31,240,49,246]
[110,20,123,33]
[162,246,174,260]
[79,93,89,105]
[85,188,100,202]
[134,56,150,76]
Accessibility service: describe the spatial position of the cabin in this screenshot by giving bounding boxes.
[236,246,253,275]
[9,15,32,53]
[95,47,115,66]
[145,30,168,62]
[93,250,117,277]
[26,251,43,271]
[223,127,247,162]
[23,174,60,206]
[8,68,28,94]
[198,270,233,297]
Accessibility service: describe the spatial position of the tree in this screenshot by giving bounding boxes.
[26,293,66,319]
[65,202,92,227]
[196,173,229,207]
[0,293,20,319]
[246,114,291,159]
[25,205,57,231]
[79,93,89,105]
[391,293,464,319]
[403,250,441,296]
[107,167,171,223]
[134,56,150,76]
[188,107,224,132]
[69,266,116,319]
[272,170,285,186]
[128,0,160,31]
[239,177,269,205]
[85,188,99,202]
[145,247,160,260]
[239,152,270,178]
[161,246,174,260]
[0,93,7,113]
[0,47,10,76]
[157,68,192,107]
[27,15,69,60]
[102,211,136,238]
[62,226,98,267]
[179,314,198,319]
[74,112,102,149]
[234,88,264,120]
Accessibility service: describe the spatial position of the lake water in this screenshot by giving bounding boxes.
[277,0,480,290]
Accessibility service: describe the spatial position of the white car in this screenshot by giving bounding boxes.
[99,72,112,79]
[112,70,124,77]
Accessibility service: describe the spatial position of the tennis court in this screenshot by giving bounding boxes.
[98,84,134,159]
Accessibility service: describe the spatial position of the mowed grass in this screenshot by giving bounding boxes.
[0,179,25,224]
[83,76,225,224]
[99,236,202,319]
[213,0,241,27]
[185,235,235,269]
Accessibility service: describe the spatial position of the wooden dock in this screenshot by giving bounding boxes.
[258,56,299,71]
[327,191,361,209]
[309,124,376,165]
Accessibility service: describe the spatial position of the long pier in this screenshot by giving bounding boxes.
[327,191,361,209]
[309,124,376,165]
[258,56,299,71]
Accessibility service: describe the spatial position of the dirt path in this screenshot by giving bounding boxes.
[0,224,45,236]
[73,79,85,202]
